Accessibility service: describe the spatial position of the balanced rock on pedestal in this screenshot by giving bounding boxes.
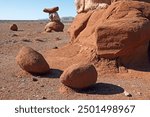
[16,46,50,74]
[10,24,18,31]
[43,6,64,32]
[60,63,98,89]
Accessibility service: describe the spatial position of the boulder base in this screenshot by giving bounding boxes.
[45,21,64,32]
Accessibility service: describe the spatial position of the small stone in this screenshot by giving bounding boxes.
[35,39,44,42]
[12,40,17,43]
[40,85,44,87]
[22,39,31,42]
[0,87,5,91]
[32,78,38,82]
[10,24,18,31]
[42,97,47,100]
[137,92,142,95]
[55,37,61,41]
[53,46,58,49]
[124,91,132,97]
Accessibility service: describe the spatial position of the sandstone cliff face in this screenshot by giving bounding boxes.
[68,1,150,67]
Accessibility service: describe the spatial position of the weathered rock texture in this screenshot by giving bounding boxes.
[60,63,97,89]
[75,0,111,13]
[16,46,50,74]
[43,7,59,13]
[68,1,150,68]
[45,21,64,32]
[10,24,18,31]
[43,6,64,32]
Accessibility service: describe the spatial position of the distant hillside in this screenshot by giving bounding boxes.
[38,16,74,23]
[61,17,74,23]
[0,17,74,23]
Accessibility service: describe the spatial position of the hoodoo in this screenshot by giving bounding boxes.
[43,6,64,32]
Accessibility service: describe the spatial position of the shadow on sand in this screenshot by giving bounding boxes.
[32,69,63,78]
[74,83,124,95]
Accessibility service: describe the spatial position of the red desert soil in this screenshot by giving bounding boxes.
[0,21,150,100]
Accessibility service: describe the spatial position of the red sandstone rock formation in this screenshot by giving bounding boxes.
[43,6,64,32]
[68,1,150,68]
[43,7,59,13]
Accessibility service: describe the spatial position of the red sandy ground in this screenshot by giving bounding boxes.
[0,21,150,100]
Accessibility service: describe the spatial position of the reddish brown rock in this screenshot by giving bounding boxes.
[60,63,97,89]
[113,0,150,3]
[45,21,64,32]
[96,1,150,61]
[10,24,18,31]
[16,46,49,74]
[43,7,59,13]
[68,1,150,67]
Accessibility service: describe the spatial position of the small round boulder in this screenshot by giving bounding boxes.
[60,63,98,89]
[10,24,18,31]
[16,46,50,74]
[43,7,59,13]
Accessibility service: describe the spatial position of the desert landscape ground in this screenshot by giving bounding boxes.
[0,20,150,100]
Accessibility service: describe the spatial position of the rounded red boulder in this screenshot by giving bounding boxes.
[16,46,50,74]
[60,63,98,89]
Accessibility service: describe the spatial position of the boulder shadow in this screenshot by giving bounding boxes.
[75,83,124,95]
[18,30,24,31]
[33,69,63,79]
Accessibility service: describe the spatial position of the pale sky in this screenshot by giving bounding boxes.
[0,0,76,20]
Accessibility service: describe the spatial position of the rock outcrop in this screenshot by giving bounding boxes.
[43,6,64,32]
[16,46,50,74]
[60,63,97,89]
[68,0,150,68]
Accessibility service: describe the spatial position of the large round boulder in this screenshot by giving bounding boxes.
[16,46,50,74]
[60,63,98,89]
[45,21,64,32]
[10,24,18,31]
